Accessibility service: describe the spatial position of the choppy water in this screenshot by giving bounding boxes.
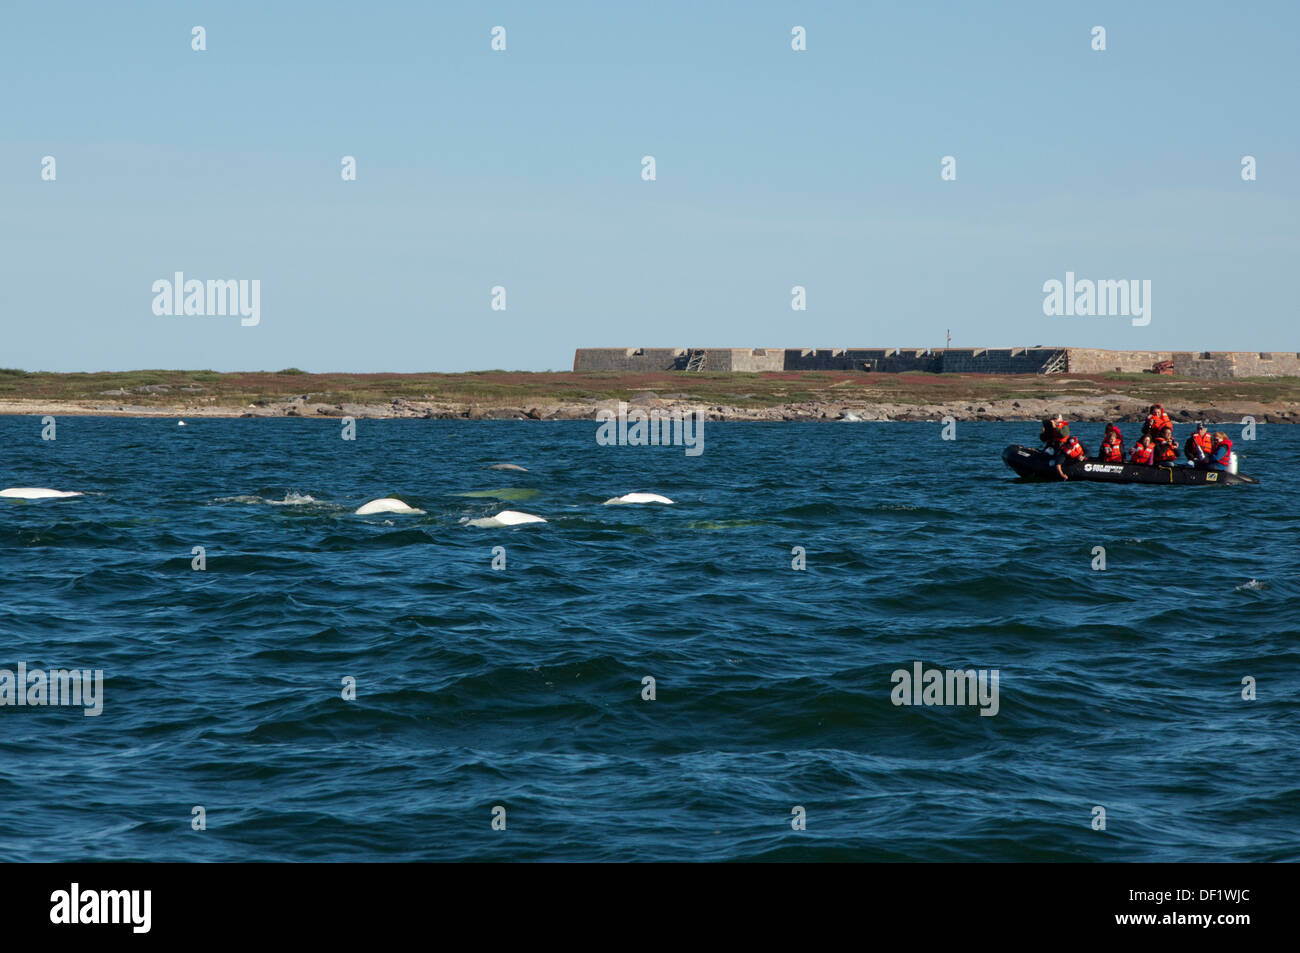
[1,417,1296,861]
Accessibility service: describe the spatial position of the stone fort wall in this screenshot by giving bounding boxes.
[573,347,1300,378]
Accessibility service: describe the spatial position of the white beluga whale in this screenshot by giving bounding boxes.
[486,463,528,471]
[464,509,547,528]
[603,492,674,505]
[1,487,84,500]
[355,497,424,516]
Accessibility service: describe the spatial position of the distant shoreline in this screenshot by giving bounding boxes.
[0,369,1296,423]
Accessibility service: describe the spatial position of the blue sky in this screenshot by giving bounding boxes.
[2,1,1295,372]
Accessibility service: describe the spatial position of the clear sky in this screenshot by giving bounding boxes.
[2,1,1295,373]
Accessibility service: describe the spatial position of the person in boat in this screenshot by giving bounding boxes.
[1204,432,1234,471]
[1130,434,1155,465]
[1039,416,1069,447]
[1143,404,1173,438]
[1050,429,1087,478]
[1153,425,1180,464]
[1099,426,1125,462]
[1035,416,1084,478]
[1184,422,1213,464]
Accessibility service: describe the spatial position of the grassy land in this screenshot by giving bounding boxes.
[1,368,1298,409]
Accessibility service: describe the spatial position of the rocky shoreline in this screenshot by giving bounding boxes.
[1,391,1295,424]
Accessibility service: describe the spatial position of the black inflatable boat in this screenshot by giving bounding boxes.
[1002,445,1259,485]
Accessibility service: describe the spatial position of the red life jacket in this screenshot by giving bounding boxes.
[1210,439,1233,467]
[1154,439,1178,463]
[1130,443,1154,465]
[1146,413,1172,434]
[1100,441,1124,462]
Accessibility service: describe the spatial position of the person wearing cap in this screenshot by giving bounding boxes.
[1039,415,1069,447]
[1050,426,1086,479]
[1184,422,1212,464]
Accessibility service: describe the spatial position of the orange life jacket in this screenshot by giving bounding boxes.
[1130,443,1154,465]
[1100,442,1124,462]
[1154,439,1178,463]
[1061,436,1085,460]
[1193,431,1213,453]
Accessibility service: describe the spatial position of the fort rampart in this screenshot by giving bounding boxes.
[573,348,1300,378]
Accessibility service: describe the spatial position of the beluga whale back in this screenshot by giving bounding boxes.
[355,498,424,515]
[464,509,547,528]
[603,492,674,505]
[1,487,84,500]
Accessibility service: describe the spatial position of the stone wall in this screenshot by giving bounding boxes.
[778,347,1061,373]
[941,348,1061,374]
[1065,349,1173,374]
[571,348,688,372]
[783,349,941,372]
[1171,351,1300,378]
[728,348,786,372]
[572,348,1300,377]
[571,348,788,372]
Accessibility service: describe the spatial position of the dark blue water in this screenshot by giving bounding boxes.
[1,417,1296,861]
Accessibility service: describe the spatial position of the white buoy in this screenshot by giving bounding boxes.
[603,492,674,505]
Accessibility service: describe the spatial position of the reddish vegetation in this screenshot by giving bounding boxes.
[1,367,1297,414]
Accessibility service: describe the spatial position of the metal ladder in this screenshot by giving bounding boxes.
[685,349,708,371]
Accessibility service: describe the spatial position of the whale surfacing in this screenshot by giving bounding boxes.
[355,497,423,516]
[1,487,83,500]
[486,463,529,471]
[464,509,547,528]
[603,492,674,505]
